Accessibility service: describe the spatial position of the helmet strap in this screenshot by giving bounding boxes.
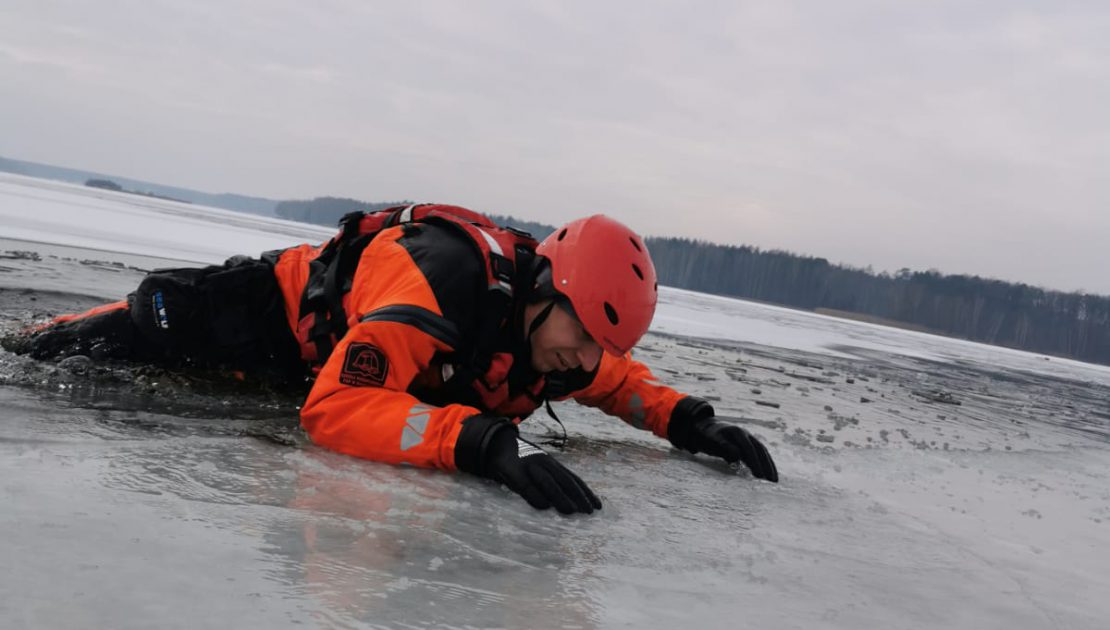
[528,258,560,302]
[524,256,562,341]
[527,300,557,339]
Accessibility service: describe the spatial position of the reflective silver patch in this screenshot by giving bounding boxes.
[399,404,435,451]
[628,393,647,429]
[400,426,423,451]
[407,413,429,435]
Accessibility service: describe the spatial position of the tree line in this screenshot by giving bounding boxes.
[645,237,1110,365]
[276,198,1110,366]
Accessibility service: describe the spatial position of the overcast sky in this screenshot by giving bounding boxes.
[2,1,1107,293]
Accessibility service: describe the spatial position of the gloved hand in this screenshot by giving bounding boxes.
[456,415,602,514]
[668,397,779,482]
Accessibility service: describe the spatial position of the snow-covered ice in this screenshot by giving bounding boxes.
[0,173,332,266]
[2,173,1108,629]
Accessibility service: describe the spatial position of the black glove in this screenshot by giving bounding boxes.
[455,415,602,514]
[16,307,137,361]
[668,397,779,482]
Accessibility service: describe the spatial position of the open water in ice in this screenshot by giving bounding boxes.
[1,175,1109,629]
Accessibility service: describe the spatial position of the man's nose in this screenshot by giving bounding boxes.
[578,342,603,372]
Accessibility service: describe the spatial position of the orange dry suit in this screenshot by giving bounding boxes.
[266,205,687,473]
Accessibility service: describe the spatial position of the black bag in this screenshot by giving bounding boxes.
[130,256,302,378]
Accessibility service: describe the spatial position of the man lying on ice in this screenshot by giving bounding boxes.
[8,204,778,514]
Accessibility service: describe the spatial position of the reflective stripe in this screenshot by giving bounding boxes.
[474,227,504,256]
[400,204,416,223]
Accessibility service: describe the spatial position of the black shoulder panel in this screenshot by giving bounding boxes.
[396,222,484,345]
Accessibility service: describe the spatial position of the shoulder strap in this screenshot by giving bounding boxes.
[298,204,539,370]
[414,207,537,379]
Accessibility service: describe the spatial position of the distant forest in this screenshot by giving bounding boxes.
[646,239,1110,366]
[276,198,1110,366]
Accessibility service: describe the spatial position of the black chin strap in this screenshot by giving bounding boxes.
[542,399,569,449]
[521,258,569,449]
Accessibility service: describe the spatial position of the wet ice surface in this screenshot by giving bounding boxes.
[2,176,1109,629]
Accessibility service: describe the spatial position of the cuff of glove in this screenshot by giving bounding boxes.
[666,396,716,453]
[455,414,516,477]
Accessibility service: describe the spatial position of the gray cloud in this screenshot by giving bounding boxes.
[1,0,1107,292]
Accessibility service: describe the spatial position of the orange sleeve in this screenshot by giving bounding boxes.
[299,228,481,471]
[29,299,130,333]
[569,351,686,439]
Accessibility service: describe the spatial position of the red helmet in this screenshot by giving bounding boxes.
[536,215,658,356]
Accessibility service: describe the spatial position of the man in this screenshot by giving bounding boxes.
[11,204,778,514]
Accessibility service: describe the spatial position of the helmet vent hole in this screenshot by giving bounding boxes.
[557,229,568,241]
[629,237,641,252]
[632,264,643,280]
[604,302,620,326]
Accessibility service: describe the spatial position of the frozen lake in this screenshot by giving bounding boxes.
[2,174,1108,629]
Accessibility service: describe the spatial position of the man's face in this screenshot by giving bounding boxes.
[529,301,604,373]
